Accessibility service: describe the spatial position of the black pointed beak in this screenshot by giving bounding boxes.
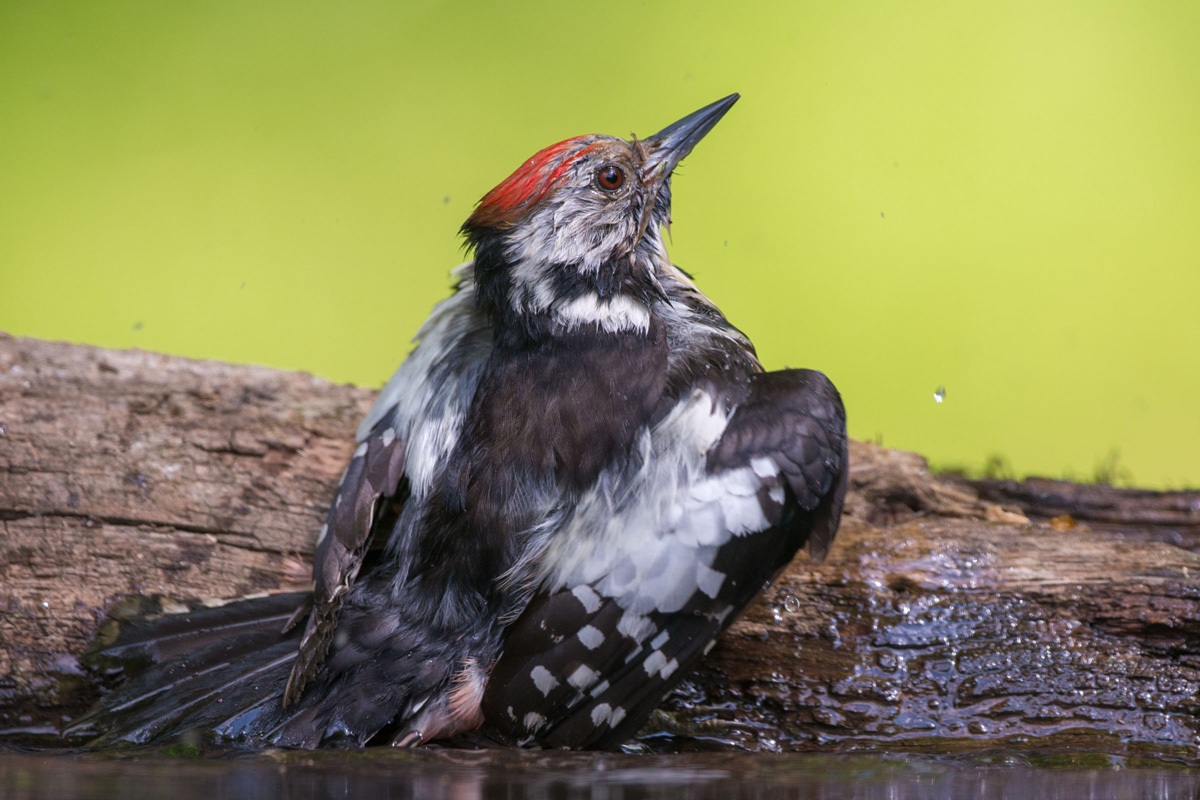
[642,93,739,183]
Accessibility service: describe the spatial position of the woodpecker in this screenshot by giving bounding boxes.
[77,94,847,751]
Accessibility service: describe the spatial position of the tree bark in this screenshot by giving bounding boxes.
[2,333,1199,758]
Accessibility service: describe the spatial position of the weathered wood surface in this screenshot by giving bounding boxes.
[2,333,1199,758]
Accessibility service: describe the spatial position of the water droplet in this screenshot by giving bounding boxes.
[783,595,801,613]
[40,599,50,609]
[876,651,900,673]
[771,606,784,624]
[968,721,989,735]
[934,386,946,404]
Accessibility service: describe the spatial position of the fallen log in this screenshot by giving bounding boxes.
[2,333,1198,758]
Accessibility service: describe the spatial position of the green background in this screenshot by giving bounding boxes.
[2,1,1197,488]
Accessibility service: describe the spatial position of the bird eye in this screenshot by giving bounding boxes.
[596,165,625,192]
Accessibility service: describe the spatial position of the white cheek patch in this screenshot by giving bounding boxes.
[504,193,642,305]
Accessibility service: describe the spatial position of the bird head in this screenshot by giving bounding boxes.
[462,94,739,346]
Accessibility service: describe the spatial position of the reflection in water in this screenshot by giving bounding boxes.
[3,750,1200,800]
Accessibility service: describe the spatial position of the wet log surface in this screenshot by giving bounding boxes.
[2,333,1199,759]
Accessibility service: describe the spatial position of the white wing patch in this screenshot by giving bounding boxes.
[537,389,781,620]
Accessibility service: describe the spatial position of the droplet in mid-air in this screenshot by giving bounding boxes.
[934,386,946,404]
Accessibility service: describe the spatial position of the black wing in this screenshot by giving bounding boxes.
[481,368,847,748]
[706,367,847,561]
[282,409,407,705]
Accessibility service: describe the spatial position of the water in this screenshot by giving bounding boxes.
[2,749,1198,800]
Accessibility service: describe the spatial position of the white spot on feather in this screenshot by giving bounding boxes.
[578,625,605,650]
[523,711,545,730]
[616,611,654,640]
[571,584,602,614]
[530,665,559,696]
[568,664,598,690]
[609,706,627,726]
[591,703,613,726]
[643,650,668,676]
